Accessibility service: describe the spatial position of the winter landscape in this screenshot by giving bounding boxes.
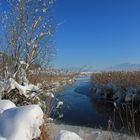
[0,0,140,140]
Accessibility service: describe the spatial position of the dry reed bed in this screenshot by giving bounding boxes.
[29,74,73,85]
[91,71,140,89]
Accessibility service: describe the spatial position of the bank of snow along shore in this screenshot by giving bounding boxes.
[47,123,140,140]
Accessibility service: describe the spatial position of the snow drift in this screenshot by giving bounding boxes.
[0,100,43,140]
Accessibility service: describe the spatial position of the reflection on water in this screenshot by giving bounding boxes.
[51,78,140,135]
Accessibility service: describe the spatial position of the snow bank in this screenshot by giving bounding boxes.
[0,100,16,114]
[54,130,83,140]
[0,104,43,140]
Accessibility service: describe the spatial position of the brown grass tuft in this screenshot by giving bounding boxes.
[35,124,50,140]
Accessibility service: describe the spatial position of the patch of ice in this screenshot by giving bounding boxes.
[56,101,63,109]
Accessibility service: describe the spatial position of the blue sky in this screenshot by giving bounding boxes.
[54,0,140,70]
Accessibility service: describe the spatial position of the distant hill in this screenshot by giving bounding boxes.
[106,63,140,71]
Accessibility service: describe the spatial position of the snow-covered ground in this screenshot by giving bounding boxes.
[48,123,140,140]
[54,130,83,140]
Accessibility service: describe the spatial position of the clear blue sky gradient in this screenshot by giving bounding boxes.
[54,0,140,70]
[0,0,140,70]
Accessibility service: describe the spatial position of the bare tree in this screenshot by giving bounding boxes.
[0,0,55,83]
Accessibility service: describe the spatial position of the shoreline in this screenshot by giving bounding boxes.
[47,123,139,140]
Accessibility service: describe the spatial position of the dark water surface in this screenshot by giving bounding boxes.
[51,77,140,134]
